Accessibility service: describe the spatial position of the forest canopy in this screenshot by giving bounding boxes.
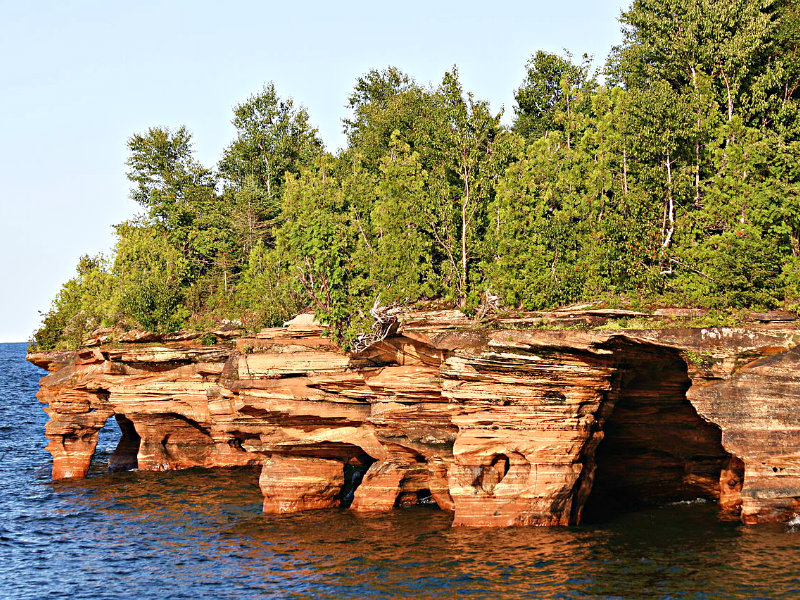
[33,0,800,350]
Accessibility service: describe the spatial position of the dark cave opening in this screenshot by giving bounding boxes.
[580,343,736,524]
[91,414,140,474]
[340,455,376,508]
[109,414,140,472]
[394,487,438,509]
[472,453,511,495]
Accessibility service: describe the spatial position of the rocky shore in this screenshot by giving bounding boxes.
[28,308,800,526]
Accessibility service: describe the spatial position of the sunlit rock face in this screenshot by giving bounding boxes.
[28,311,800,527]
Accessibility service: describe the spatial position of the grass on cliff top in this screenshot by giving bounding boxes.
[36,300,792,355]
[494,307,765,333]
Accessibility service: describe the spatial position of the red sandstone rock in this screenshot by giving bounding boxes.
[27,313,800,527]
[747,310,797,323]
[260,456,345,513]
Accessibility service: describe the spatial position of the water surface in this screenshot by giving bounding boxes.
[2,342,798,599]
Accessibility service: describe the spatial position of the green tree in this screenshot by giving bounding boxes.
[126,126,215,230]
[344,66,416,144]
[111,222,190,331]
[275,159,358,341]
[218,84,325,270]
[235,239,305,329]
[219,83,324,202]
[513,50,595,141]
[435,69,504,303]
[32,255,114,350]
[369,135,442,301]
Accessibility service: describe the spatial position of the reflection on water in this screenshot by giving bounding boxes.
[2,342,800,599]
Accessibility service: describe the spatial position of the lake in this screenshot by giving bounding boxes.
[2,342,798,599]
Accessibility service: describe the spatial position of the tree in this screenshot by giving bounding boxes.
[112,222,191,331]
[342,74,436,173]
[219,83,324,201]
[344,66,416,143]
[435,69,504,304]
[126,126,215,229]
[513,51,595,142]
[369,135,442,301]
[275,159,357,341]
[32,255,114,350]
[235,239,305,329]
[612,0,788,126]
[127,126,237,288]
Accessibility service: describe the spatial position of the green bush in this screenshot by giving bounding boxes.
[119,279,187,332]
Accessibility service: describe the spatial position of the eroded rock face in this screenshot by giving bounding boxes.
[260,456,345,513]
[28,312,800,527]
[688,345,800,524]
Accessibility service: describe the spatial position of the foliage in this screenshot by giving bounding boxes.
[33,255,114,350]
[219,83,324,196]
[275,159,357,339]
[33,1,800,349]
[513,50,595,141]
[199,333,217,346]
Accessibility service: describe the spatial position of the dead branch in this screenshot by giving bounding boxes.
[351,297,402,353]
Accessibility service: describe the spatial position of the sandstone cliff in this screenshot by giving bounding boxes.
[28,309,800,527]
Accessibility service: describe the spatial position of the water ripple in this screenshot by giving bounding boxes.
[1,342,798,599]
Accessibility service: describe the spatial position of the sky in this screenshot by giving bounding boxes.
[0,0,628,342]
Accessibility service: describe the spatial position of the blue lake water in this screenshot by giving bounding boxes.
[1,341,799,599]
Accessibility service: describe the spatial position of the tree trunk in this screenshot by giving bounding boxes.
[622,148,629,196]
[691,65,701,204]
[720,67,734,122]
[662,155,675,251]
[460,163,470,305]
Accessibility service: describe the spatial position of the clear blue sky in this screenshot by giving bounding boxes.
[0,0,628,342]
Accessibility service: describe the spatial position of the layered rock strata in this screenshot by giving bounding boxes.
[29,311,800,526]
